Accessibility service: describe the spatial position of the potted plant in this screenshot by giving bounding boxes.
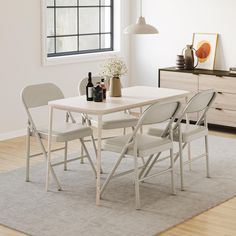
[100,57,128,97]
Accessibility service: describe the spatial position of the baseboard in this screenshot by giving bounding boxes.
[0,129,26,141]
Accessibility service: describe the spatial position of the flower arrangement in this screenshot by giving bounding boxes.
[100,57,128,79]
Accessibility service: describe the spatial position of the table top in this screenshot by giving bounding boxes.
[49,86,190,115]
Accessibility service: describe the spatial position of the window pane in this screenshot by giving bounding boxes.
[79,8,99,34]
[46,0,113,57]
[47,0,54,7]
[56,37,77,52]
[101,34,111,48]
[101,0,111,5]
[79,0,99,6]
[47,9,54,36]
[56,8,77,35]
[101,7,111,32]
[79,35,99,50]
[47,38,55,54]
[56,0,77,6]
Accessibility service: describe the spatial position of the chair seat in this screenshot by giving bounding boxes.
[37,123,93,142]
[148,123,208,143]
[102,134,172,157]
[89,112,138,129]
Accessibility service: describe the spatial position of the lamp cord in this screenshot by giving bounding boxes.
[140,0,143,16]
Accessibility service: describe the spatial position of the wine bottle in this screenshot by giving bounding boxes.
[100,78,107,99]
[86,72,93,101]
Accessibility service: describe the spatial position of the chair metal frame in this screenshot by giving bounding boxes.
[141,90,217,191]
[101,101,181,209]
[21,83,97,190]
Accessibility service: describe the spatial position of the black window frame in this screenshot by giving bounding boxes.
[46,0,114,58]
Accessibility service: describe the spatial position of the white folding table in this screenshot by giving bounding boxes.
[46,86,190,205]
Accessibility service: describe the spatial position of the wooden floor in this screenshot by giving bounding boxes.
[0,129,236,236]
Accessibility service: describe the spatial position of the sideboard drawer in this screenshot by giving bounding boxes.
[199,75,236,94]
[207,108,236,127]
[212,92,236,110]
[160,71,198,93]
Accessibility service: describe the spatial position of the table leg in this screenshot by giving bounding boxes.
[140,107,143,134]
[96,114,102,205]
[46,106,53,192]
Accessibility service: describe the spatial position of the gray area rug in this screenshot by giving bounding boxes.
[1,135,236,236]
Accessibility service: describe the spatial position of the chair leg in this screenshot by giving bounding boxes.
[134,142,140,210]
[80,143,85,164]
[35,133,62,191]
[26,130,30,182]
[205,135,210,178]
[170,148,176,195]
[123,128,126,135]
[64,142,68,171]
[80,139,96,176]
[179,142,184,191]
[174,142,188,163]
[187,142,192,171]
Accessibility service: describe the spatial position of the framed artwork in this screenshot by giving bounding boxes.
[192,33,218,70]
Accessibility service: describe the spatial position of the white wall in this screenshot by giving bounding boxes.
[130,0,236,86]
[0,0,130,139]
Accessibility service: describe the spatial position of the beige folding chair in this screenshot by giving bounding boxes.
[21,83,96,190]
[146,89,217,191]
[100,101,181,209]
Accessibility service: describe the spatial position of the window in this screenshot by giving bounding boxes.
[46,0,114,58]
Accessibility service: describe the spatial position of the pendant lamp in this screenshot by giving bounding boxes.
[124,0,159,35]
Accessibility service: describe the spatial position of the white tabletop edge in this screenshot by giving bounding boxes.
[48,86,191,115]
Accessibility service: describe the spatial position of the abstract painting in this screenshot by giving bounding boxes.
[192,33,218,70]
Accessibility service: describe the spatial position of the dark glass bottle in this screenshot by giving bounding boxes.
[93,82,103,102]
[100,78,106,99]
[86,72,93,101]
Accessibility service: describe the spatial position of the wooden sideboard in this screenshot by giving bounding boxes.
[158,67,236,128]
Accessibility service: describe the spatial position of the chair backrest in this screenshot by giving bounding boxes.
[183,89,217,114]
[21,83,64,109]
[175,89,217,128]
[121,102,181,150]
[139,101,181,126]
[78,76,110,96]
[123,101,181,147]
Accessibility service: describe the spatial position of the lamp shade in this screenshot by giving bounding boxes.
[124,17,159,35]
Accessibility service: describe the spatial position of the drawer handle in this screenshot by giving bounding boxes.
[218,92,223,94]
[215,108,223,111]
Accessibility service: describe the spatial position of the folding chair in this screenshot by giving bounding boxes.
[146,89,217,191]
[21,83,96,190]
[100,101,181,209]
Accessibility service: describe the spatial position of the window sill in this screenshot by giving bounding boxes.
[42,50,123,66]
